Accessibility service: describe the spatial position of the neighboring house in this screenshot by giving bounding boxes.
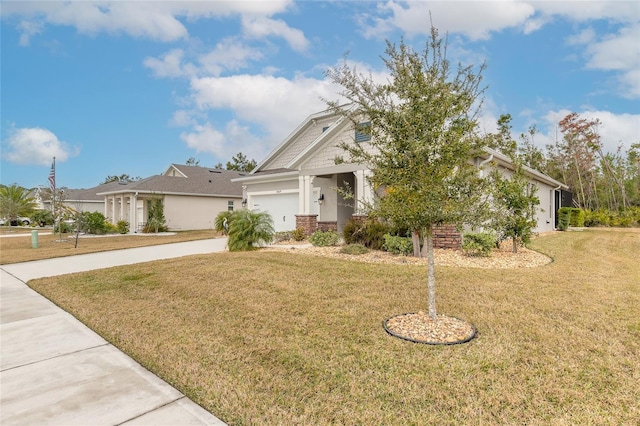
[96,165,244,232]
[234,106,569,245]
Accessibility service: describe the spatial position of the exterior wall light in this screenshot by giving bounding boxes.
[318,194,325,205]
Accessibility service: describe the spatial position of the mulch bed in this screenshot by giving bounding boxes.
[384,312,476,345]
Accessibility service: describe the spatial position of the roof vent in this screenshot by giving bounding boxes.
[209,170,222,173]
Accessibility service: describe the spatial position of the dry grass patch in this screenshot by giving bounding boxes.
[0,230,218,264]
[29,229,640,424]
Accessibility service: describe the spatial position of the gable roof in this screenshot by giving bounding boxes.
[96,164,244,197]
[253,104,358,173]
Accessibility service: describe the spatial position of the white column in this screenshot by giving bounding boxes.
[110,196,116,222]
[353,170,374,214]
[298,176,305,214]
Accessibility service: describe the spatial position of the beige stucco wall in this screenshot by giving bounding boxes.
[163,194,240,230]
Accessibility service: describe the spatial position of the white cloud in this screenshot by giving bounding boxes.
[4,127,78,165]
[17,19,43,46]
[241,16,309,52]
[189,73,340,143]
[541,109,640,154]
[143,49,196,78]
[179,122,227,157]
[198,38,264,77]
[360,0,535,40]
[3,0,296,43]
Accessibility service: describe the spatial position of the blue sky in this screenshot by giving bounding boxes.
[2,1,639,189]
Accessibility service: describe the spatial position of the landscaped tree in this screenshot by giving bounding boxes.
[326,27,488,321]
[186,157,201,166]
[0,184,37,223]
[487,115,540,253]
[146,198,167,233]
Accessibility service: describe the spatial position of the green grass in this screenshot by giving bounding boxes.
[28,229,640,424]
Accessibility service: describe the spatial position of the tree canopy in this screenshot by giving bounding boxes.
[327,27,488,320]
[102,174,141,184]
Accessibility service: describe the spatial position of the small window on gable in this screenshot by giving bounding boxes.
[355,121,371,142]
[228,201,234,212]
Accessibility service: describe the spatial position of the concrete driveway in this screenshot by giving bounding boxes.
[1,238,228,425]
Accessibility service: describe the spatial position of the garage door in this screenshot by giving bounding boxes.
[251,192,299,233]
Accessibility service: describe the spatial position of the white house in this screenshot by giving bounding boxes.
[234,106,569,246]
[97,164,244,232]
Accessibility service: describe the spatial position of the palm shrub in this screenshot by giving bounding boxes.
[228,210,274,251]
[146,198,168,233]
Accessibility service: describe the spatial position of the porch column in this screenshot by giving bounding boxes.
[110,195,116,222]
[130,193,137,233]
[119,195,125,223]
[353,170,373,214]
[298,175,315,214]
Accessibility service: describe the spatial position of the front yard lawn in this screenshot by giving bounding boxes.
[29,229,640,424]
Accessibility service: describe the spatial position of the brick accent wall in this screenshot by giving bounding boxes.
[295,215,318,236]
[317,221,338,232]
[433,224,462,249]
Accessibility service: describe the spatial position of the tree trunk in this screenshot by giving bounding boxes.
[512,237,517,253]
[425,229,437,321]
[412,230,421,258]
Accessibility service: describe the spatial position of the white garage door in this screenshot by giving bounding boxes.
[251,192,299,233]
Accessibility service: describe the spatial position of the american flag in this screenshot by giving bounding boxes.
[48,161,55,192]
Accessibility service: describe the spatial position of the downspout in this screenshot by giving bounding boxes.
[478,154,494,177]
[553,185,561,230]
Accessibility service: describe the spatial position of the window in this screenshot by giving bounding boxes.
[228,201,234,212]
[355,121,371,142]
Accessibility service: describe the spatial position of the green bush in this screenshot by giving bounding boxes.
[569,208,585,227]
[54,221,73,234]
[584,208,640,228]
[228,210,274,251]
[462,232,497,257]
[116,220,129,234]
[292,227,306,241]
[557,207,571,231]
[340,243,369,255]
[31,210,55,226]
[309,230,340,247]
[342,218,391,250]
[383,234,413,256]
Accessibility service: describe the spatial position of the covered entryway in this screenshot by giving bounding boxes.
[251,192,299,232]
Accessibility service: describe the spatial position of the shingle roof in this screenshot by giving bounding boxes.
[96,164,244,197]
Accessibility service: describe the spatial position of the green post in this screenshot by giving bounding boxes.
[31,230,39,249]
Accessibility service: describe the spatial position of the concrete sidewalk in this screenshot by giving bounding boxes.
[1,238,228,425]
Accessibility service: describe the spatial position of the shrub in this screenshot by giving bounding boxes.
[54,221,73,234]
[383,234,413,256]
[78,211,111,235]
[309,230,340,247]
[291,227,306,241]
[342,218,391,250]
[557,207,571,231]
[569,208,585,227]
[340,243,369,255]
[31,210,55,226]
[116,220,129,234]
[462,232,497,257]
[228,210,274,251]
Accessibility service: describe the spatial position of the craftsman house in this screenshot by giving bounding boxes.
[234,106,568,245]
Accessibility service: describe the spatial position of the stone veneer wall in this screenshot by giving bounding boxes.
[317,221,338,232]
[432,224,462,249]
[295,215,318,236]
